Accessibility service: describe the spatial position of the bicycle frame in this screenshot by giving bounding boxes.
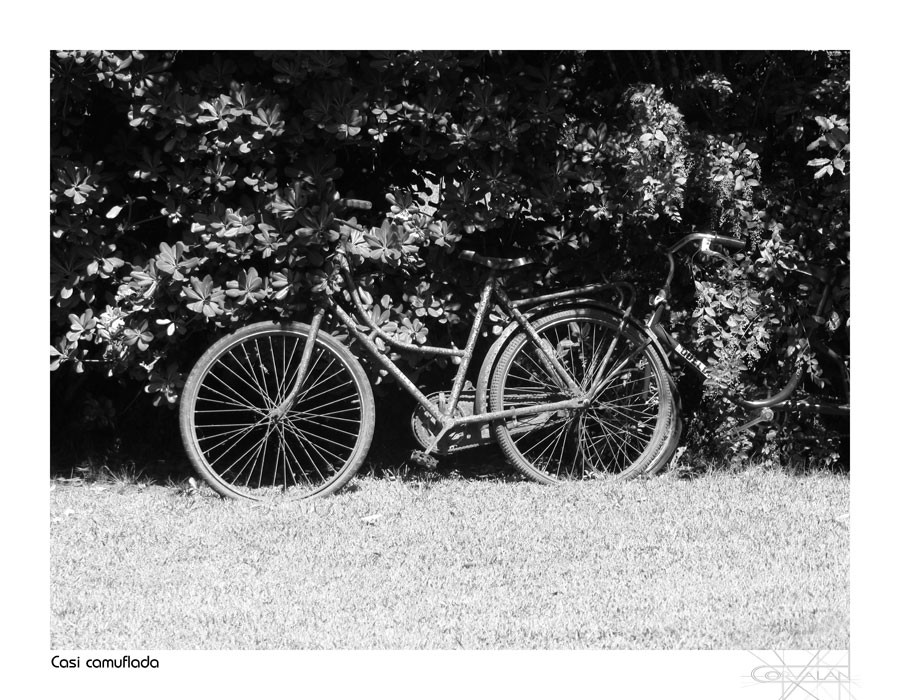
[284,230,847,458]
[294,265,611,449]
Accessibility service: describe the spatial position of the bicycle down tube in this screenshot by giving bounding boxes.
[322,271,585,431]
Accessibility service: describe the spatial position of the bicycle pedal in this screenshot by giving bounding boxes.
[410,450,440,469]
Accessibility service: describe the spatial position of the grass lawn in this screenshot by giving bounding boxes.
[49,465,849,650]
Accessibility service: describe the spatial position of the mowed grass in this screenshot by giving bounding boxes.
[50,467,849,650]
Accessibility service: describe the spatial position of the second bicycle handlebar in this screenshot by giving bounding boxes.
[337,198,373,211]
[667,232,745,255]
[657,232,746,303]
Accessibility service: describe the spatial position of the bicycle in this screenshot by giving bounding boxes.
[636,232,849,473]
[179,202,849,501]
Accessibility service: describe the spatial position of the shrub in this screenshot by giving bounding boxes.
[50,50,849,467]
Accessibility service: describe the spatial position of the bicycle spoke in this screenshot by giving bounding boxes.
[584,411,646,465]
[578,414,606,471]
[287,406,364,422]
[208,421,278,485]
[297,391,361,417]
[283,420,346,472]
[512,415,574,468]
[282,417,356,458]
[283,428,328,486]
[235,342,275,409]
[252,420,276,489]
[493,310,671,481]
[253,337,276,404]
[292,414,362,438]
[198,371,268,412]
[182,324,373,501]
[208,354,273,410]
[197,414,271,454]
[266,334,289,405]
[594,401,656,428]
[296,379,356,409]
[294,353,341,403]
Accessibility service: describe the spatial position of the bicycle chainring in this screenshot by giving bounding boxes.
[410,389,490,453]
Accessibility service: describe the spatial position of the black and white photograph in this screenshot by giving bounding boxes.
[24,12,893,697]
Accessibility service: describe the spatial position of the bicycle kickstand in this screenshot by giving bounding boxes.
[724,407,775,437]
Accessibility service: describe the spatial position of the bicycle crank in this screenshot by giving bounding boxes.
[410,389,492,454]
[724,407,775,437]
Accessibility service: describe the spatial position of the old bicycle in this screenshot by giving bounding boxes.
[179,203,849,501]
[632,232,849,474]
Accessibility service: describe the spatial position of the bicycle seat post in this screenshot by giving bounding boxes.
[444,273,497,417]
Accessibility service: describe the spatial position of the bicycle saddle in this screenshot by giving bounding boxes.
[459,250,533,270]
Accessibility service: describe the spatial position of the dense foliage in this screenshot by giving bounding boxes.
[50,50,849,467]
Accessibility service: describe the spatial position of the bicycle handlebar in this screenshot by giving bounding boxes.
[667,232,745,255]
[655,233,746,304]
[337,198,373,210]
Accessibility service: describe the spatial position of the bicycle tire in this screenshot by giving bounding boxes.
[489,308,675,482]
[180,321,375,501]
[643,374,683,475]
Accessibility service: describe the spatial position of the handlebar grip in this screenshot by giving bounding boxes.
[339,198,373,210]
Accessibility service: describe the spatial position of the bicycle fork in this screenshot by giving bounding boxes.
[269,307,327,420]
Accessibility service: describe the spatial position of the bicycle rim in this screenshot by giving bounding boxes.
[180,322,374,501]
[490,308,673,482]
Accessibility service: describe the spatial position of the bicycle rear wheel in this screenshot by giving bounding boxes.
[180,321,375,501]
[644,375,683,475]
[489,308,674,482]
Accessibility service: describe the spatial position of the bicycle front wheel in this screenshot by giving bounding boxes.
[179,321,375,501]
[489,308,674,483]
